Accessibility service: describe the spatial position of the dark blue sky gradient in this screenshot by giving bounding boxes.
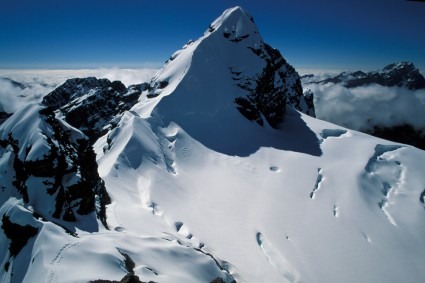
[0,0,424,71]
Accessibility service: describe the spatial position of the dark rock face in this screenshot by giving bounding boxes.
[367,124,425,150]
[216,9,316,123]
[232,43,314,127]
[0,206,42,282]
[302,89,315,117]
[0,106,110,231]
[0,112,12,125]
[42,77,147,141]
[317,62,425,90]
[1,76,150,235]
[42,77,115,109]
[1,215,38,259]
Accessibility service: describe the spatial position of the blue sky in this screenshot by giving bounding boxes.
[0,0,424,71]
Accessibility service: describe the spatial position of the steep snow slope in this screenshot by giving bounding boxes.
[95,107,425,283]
[1,6,425,283]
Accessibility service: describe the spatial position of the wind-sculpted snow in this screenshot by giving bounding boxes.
[255,232,300,282]
[361,144,409,226]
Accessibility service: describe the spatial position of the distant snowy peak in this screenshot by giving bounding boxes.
[313,62,425,90]
[134,6,314,128]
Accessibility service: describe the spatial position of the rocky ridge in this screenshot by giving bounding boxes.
[42,77,148,141]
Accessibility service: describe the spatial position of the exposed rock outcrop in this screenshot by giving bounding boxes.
[42,77,148,141]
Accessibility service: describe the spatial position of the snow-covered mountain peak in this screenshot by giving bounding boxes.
[206,6,260,42]
[132,6,265,115]
[2,7,425,283]
[131,6,314,152]
[382,61,415,72]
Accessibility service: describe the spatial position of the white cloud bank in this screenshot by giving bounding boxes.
[0,68,159,113]
[307,82,425,131]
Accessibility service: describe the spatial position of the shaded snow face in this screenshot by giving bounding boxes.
[92,106,425,283]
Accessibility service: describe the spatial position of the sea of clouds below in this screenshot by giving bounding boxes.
[0,68,159,113]
[1,68,425,135]
[304,82,425,132]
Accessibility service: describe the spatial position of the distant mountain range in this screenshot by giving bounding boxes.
[302,62,425,90]
[0,78,27,90]
[1,7,425,283]
[302,62,425,149]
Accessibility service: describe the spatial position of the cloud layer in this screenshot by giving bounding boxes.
[0,68,159,113]
[307,82,425,131]
[3,68,424,136]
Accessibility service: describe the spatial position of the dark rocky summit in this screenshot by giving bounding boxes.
[41,77,119,109]
[42,77,148,141]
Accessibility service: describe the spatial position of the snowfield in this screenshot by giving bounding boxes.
[1,6,425,283]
